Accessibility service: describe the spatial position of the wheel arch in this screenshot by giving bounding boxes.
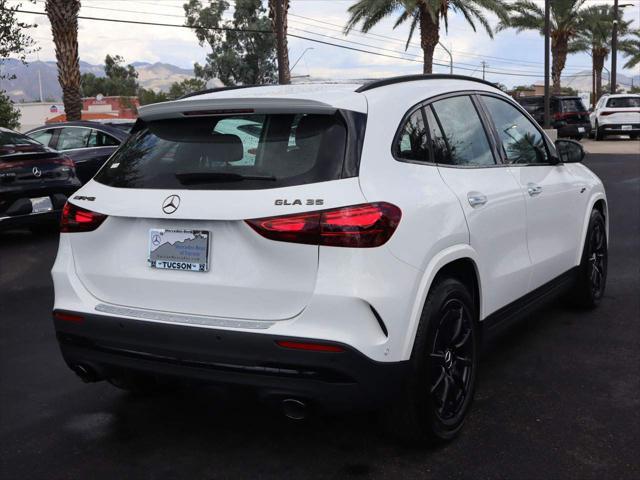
[400,245,483,360]
[575,193,608,266]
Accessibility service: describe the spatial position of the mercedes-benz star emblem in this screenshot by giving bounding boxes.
[32,166,42,178]
[151,233,162,246]
[162,195,180,214]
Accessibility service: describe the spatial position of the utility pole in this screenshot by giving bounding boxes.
[272,0,291,85]
[543,0,551,129]
[481,61,488,80]
[611,0,618,94]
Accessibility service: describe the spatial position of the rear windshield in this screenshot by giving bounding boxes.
[518,98,542,114]
[0,130,41,147]
[561,98,586,112]
[606,97,640,108]
[95,113,349,190]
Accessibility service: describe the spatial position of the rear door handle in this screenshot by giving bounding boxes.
[527,183,543,196]
[467,192,487,208]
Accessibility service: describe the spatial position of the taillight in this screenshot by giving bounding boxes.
[276,340,344,352]
[246,202,401,248]
[60,202,107,233]
[60,154,75,168]
[53,311,84,324]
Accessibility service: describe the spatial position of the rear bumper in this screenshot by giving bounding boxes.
[598,123,640,133]
[54,311,409,412]
[555,123,591,137]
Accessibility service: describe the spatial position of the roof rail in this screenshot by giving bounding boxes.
[178,84,266,100]
[355,74,500,93]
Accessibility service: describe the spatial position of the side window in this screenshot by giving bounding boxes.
[87,130,120,147]
[394,109,428,162]
[431,96,495,166]
[424,106,450,164]
[30,129,55,147]
[482,96,548,165]
[58,128,91,150]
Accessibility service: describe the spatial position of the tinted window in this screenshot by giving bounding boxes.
[561,98,586,112]
[95,113,348,190]
[0,129,40,146]
[606,97,640,108]
[424,106,449,164]
[87,129,120,147]
[58,127,91,150]
[431,96,495,166]
[482,96,548,165]
[29,129,55,146]
[395,110,427,161]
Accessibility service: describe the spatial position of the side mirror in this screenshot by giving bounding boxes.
[555,139,585,163]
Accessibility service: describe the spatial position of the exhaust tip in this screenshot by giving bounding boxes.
[282,398,308,420]
[71,364,99,383]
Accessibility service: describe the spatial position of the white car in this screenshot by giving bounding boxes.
[52,75,608,442]
[590,93,640,140]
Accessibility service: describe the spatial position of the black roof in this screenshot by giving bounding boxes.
[25,121,129,140]
[355,74,501,92]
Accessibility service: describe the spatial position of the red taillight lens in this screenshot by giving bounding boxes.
[60,202,107,233]
[60,154,75,168]
[246,202,401,248]
[53,311,84,324]
[276,340,344,352]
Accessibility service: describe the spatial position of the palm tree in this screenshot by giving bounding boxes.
[344,0,510,74]
[269,0,290,84]
[619,30,640,70]
[498,0,586,94]
[45,0,82,121]
[569,5,632,101]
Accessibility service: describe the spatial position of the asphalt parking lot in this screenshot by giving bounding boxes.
[1,148,639,479]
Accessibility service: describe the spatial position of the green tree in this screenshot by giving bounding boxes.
[0,91,21,129]
[46,0,82,121]
[499,0,586,93]
[569,5,632,101]
[81,54,139,97]
[184,0,277,86]
[619,30,640,70]
[168,78,207,98]
[138,88,169,106]
[344,0,509,74]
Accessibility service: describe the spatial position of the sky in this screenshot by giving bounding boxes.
[10,0,640,88]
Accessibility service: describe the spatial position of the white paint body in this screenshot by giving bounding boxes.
[590,93,640,129]
[52,79,607,363]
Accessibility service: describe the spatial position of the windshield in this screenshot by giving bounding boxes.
[95,113,351,190]
[561,99,586,112]
[606,97,640,108]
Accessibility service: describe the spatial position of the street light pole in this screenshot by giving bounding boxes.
[543,0,550,129]
[438,41,453,74]
[611,0,618,93]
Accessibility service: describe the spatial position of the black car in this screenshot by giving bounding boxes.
[0,128,81,231]
[26,121,129,184]
[515,96,591,140]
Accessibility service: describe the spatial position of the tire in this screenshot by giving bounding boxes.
[384,277,479,444]
[569,209,607,309]
[630,134,639,140]
[574,135,583,141]
[595,123,605,141]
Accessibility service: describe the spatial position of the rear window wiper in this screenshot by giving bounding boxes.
[175,171,277,185]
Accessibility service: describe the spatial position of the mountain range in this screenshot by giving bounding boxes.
[0,59,197,102]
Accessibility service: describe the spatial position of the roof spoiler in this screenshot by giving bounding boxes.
[138,97,337,122]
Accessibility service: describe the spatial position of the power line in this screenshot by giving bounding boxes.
[9,7,622,80]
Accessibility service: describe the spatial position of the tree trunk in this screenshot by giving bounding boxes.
[270,0,290,85]
[46,0,82,121]
[551,34,568,94]
[419,5,440,74]
[593,49,606,102]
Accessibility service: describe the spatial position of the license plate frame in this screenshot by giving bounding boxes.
[30,196,53,214]
[578,127,585,133]
[148,229,210,272]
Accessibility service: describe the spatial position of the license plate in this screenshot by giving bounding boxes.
[148,229,210,272]
[30,196,53,214]
[622,125,632,131]
[578,127,585,133]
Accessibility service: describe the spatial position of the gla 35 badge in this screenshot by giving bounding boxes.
[274,199,324,206]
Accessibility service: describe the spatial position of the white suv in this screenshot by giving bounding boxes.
[590,93,640,140]
[52,75,608,442]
